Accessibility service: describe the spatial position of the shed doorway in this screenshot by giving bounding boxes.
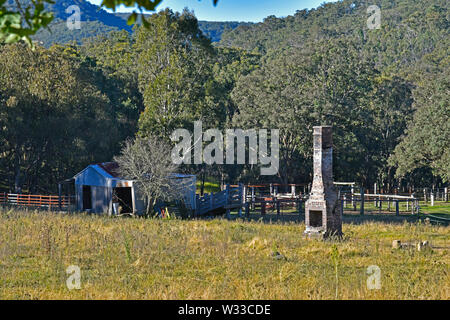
[82,186,92,210]
[113,187,133,214]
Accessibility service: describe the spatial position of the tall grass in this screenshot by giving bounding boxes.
[0,208,448,299]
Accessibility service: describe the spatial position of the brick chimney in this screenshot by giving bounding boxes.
[304,126,342,239]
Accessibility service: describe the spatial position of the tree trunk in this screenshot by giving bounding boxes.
[14,156,21,193]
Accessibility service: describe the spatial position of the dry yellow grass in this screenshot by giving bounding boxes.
[0,208,448,300]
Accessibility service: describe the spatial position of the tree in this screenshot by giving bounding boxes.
[389,74,450,183]
[135,8,222,138]
[231,38,414,187]
[0,0,53,46]
[113,135,180,215]
[0,43,122,193]
[81,30,144,139]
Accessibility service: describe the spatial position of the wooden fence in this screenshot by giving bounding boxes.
[340,192,419,215]
[0,192,73,210]
[195,184,243,216]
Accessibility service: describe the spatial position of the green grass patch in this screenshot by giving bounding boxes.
[196,180,220,194]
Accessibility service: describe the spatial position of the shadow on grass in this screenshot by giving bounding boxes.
[198,210,424,225]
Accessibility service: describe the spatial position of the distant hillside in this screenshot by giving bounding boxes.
[4,0,249,46]
[219,0,449,78]
[32,19,122,47]
[7,0,131,29]
[6,0,130,46]
[113,12,251,42]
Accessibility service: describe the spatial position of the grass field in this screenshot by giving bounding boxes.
[0,207,448,300]
[420,202,450,217]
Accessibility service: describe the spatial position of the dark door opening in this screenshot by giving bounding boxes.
[82,185,92,210]
[113,187,133,214]
[309,210,323,227]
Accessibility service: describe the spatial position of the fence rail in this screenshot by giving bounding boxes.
[195,184,243,216]
[0,192,73,209]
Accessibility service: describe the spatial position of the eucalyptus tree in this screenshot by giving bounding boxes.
[389,74,450,184]
[231,38,414,187]
[134,8,224,138]
[0,43,120,192]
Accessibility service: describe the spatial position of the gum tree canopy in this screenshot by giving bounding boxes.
[0,0,219,46]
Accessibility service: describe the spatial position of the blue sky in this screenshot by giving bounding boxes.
[87,0,337,22]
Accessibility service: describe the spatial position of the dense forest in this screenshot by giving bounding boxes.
[0,0,448,194]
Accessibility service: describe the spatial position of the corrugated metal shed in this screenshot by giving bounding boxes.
[73,162,196,215]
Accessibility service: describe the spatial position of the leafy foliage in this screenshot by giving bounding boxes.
[0,0,448,193]
[389,74,450,182]
[134,8,223,138]
[0,0,54,46]
[0,43,134,192]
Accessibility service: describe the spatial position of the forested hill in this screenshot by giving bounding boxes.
[219,0,449,78]
[6,0,248,46]
[1,1,448,193]
[114,12,251,42]
[6,0,131,30]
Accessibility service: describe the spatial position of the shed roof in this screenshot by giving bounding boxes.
[73,162,195,181]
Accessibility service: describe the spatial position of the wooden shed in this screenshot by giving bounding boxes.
[73,162,196,215]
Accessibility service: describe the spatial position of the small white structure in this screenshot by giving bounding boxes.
[73,162,196,215]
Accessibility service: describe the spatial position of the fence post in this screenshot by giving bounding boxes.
[195,194,200,217]
[431,193,434,206]
[210,192,214,211]
[245,202,250,219]
[341,199,344,216]
[261,201,266,216]
[445,187,448,202]
[423,188,427,203]
[291,185,296,197]
[415,199,419,215]
[297,199,302,219]
[395,200,399,216]
[276,200,280,217]
[360,188,365,215]
[251,187,255,210]
[374,183,377,207]
[238,183,244,218]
